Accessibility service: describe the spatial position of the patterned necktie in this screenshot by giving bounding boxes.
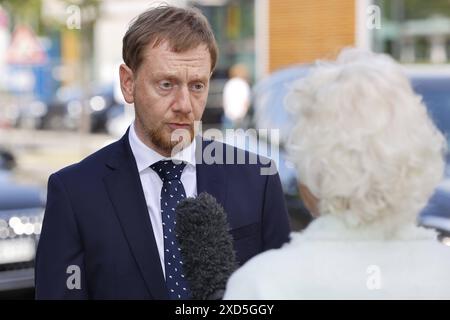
[150,160,191,300]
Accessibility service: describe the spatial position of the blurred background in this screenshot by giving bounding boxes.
[0,0,449,299]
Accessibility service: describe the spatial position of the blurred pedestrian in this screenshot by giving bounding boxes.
[222,63,251,129]
[35,5,290,300]
[224,48,450,299]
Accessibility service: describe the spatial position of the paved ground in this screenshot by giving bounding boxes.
[0,128,114,187]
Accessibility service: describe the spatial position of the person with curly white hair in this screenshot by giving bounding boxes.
[223,48,450,299]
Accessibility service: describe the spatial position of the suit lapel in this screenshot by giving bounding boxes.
[195,137,228,208]
[103,132,168,299]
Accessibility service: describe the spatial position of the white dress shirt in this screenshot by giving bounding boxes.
[128,122,197,278]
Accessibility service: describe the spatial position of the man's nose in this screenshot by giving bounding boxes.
[173,86,193,114]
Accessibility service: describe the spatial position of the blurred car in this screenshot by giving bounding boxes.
[106,103,135,138]
[252,64,450,237]
[17,84,121,133]
[16,89,79,131]
[88,85,124,133]
[409,74,450,241]
[0,149,45,292]
[203,68,227,126]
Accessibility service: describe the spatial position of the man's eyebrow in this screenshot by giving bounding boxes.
[190,75,209,82]
[152,71,210,82]
[152,71,178,78]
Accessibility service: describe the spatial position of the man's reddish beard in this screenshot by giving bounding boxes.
[147,122,195,155]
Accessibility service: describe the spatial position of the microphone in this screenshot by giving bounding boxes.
[175,192,238,300]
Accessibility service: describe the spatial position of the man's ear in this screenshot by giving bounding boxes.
[119,64,135,104]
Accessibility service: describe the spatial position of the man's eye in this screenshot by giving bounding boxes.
[191,83,205,92]
[159,81,173,90]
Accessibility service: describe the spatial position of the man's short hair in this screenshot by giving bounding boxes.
[122,5,218,73]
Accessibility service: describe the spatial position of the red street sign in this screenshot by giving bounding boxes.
[6,25,47,65]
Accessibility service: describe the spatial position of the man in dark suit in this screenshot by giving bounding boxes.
[35,5,290,299]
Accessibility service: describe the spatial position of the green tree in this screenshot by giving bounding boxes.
[0,0,43,32]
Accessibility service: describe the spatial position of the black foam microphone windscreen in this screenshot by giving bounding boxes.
[175,192,238,300]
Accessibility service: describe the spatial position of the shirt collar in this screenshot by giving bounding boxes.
[128,121,197,173]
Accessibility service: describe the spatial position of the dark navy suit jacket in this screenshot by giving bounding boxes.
[35,131,291,299]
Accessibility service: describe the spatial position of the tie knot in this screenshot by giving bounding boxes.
[150,160,186,182]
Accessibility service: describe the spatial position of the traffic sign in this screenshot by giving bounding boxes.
[6,25,47,65]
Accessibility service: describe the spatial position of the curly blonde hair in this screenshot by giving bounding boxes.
[286,48,447,233]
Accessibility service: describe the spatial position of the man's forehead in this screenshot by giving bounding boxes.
[150,69,211,80]
[142,44,212,75]
[144,41,210,60]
